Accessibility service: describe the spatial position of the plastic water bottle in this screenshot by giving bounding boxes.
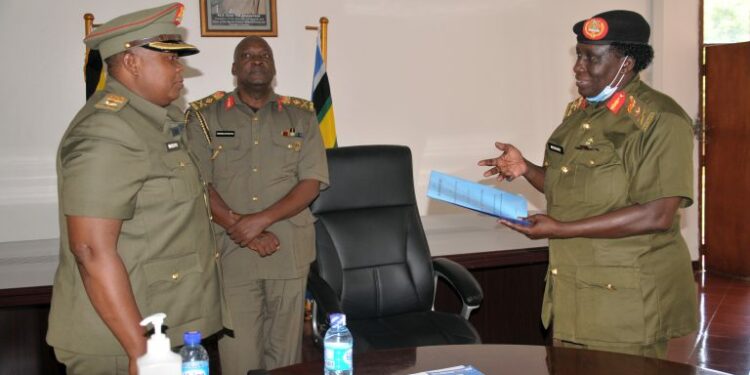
[180,331,209,375]
[324,313,353,375]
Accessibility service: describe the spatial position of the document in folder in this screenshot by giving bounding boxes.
[427,171,529,225]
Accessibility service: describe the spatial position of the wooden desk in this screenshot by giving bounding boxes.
[272,344,728,375]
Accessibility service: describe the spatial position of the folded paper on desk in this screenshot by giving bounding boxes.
[427,171,529,226]
[409,364,485,375]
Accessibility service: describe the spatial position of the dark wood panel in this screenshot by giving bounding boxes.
[0,305,65,375]
[434,250,550,345]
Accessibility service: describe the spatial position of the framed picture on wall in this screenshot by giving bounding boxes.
[200,0,278,37]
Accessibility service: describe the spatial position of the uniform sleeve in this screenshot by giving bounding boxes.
[298,112,330,189]
[60,113,148,219]
[185,109,214,183]
[628,113,694,208]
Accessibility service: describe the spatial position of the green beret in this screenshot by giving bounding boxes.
[84,2,198,60]
[573,10,650,45]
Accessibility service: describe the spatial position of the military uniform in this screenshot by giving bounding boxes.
[47,4,225,373]
[48,77,224,356]
[541,75,698,353]
[186,90,328,372]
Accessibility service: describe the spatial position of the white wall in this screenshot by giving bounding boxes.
[0,1,700,257]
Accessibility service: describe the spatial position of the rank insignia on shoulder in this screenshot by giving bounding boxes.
[215,130,235,137]
[95,94,128,112]
[190,91,226,111]
[282,128,303,138]
[277,96,315,112]
[564,97,586,118]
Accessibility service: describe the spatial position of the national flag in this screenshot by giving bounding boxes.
[312,31,337,149]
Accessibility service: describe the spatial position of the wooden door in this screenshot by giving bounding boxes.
[704,41,750,276]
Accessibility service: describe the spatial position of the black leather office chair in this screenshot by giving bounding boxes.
[307,145,483,352]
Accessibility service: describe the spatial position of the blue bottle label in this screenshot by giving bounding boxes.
[324,342,353,371]
[182,360,209,375]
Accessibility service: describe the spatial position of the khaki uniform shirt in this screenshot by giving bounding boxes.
[47,79,224,355]
[541,76,698,347]
[186,90,329,283]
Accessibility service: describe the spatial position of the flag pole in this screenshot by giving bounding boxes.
[320,17,329,63]
[305,16,329,62]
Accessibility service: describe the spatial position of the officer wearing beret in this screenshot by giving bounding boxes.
[479,10,697,358]
[47,3,224,374]
[185,36,328,373]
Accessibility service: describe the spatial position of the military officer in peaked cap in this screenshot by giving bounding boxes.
[479,10,697,358]
[47,3,225,374]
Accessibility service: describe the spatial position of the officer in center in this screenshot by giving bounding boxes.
[478,10,698,358]
[186,36,329,373]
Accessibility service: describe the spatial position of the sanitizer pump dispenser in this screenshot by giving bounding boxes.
[136,313,181,375]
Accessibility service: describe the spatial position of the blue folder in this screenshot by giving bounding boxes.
[427,171,529,225]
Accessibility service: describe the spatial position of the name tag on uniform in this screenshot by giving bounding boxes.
[216,130,235,137]
[547,142,564,154]
[166,141,181,152]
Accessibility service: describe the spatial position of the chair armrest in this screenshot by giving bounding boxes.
[432,257,484,319]
[307,268,343,344]
[307,268,343,316]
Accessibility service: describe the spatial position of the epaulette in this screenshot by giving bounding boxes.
[189,91,225,112]
[94,94,128,112]
[185,91,225,145]
[623,94,657,131]
[277,96,315,112]
[563,97,586,118]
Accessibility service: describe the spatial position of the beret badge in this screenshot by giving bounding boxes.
[582,17,609,41]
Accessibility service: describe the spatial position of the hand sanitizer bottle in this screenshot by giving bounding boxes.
[137,313,181,375]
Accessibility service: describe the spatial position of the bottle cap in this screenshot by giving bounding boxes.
[329,313,346,326]
[183,330,202,345]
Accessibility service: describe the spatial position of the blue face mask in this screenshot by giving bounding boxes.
[586,56,628,103]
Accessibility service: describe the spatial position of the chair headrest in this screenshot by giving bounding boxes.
[311,145,417,214]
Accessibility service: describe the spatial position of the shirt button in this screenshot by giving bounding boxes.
[582,123,591,130]
[171,272,180,280]
[179,161,186,167]
[252,196,259,201]
[252,167,258,172]
[543,161,550,167]
[253,117,259,121]
[215,252,220,259]
[551,268,558,275]
[589,160,596,166]
[287,144,292,149]
[254,140,259,145]
[585,137,594,145]
[561,166,569,173]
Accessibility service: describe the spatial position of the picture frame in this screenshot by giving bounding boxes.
[200,0,278,37]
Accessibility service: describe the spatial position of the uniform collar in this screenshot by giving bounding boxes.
[229,89,280,115]
[105,78,183,124]
[582,75,642,114]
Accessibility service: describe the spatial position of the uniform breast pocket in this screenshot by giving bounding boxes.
[160,151,201,202]
[214,137,249,178]
[271,132,302,169]
[574,146,626,205]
